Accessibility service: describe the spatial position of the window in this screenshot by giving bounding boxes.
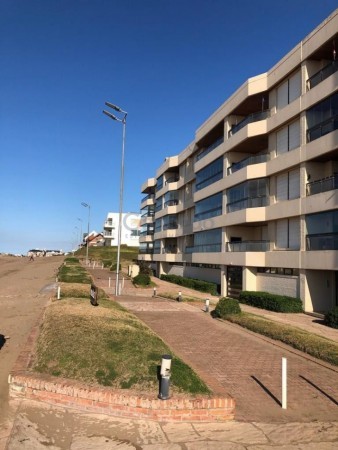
[156,175,163,191]
[195,157,223,191]
[276,169,300,201]
[306,210,338,250]
[306,93,338,142]
[276,120,300,155]
[276,218,300,249]
[164,190,179,207]
[186,228,222,253]
[163,215,178,230]
[277,71,301,109]
[227,178,268,212]
[194,192,222,222]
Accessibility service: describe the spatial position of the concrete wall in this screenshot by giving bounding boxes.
[257,273,299,298]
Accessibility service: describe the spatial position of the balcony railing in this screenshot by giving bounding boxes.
[306,174,338,196]
[141,193,155,203]
[103,232,114,237]
[196,136,224,162]
[229,109,270,137]
[227,154,269,175]
[185,243,221,253]
[164,199,179,207]
[307,60,338,90]
[226,240,271,252]
[163,223,178,230]
[165,175,179,184]
[306,233,338,251]
[139,230,154,236]
[226,196,268,213]
[104,221,114,228]
[139,248,154,254]
[153,248,161,254]
[162,248,178,254]
[141,210,155,218]
[307,115,338,142]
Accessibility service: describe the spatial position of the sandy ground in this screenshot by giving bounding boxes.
[0,255,61,435]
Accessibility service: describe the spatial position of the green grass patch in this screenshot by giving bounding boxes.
[159,292,204,303]
[75,246,139,268]
[57,260,92,284]
[33,298,211,395]
[222,312,338,366]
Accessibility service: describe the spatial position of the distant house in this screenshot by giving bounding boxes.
[85,231,105,247]
[27,249,64,257]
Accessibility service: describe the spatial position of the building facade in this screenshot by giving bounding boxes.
[103,212,141,247]
[138,10,338,313]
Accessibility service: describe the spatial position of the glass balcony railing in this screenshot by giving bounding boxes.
[196,136,224,162]
[165,175,179,184]
[307,60,338,90]
[306,174,338,196]
[229,110,270,137]
[226,196,268,213]
[139,230,154,236]
[141,210,155,218]
[306,233,338,250]
[185,243,221,253]
[307,115,338,142]
[141,193,155,203]
[227,154,269,175]
[138,248,154,254]
[164,199,179,207]
[226,240,271,252]
[162,223,178,230]
[162,248,178,254]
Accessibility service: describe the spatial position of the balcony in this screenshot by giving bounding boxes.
[228,110,270,137]
[141,193,155,203]
[196,136,224,162]
[164,199,179,208]
[306,233,338,251]
[103,231,114,238]
[307,115,338,142]
[307,60,338,90]
[185,243,221,253]
[226,196,268,213]
[104,221,114,228]
[165,175,179,185]
[163,223,178,231]
[162,248,178,254]
[140,230,154,237]
[226,240,271,252]
[227,154,269,175]
[306,174,338,196]
[138,248,154,255]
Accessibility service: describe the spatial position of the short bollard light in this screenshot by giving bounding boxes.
[57,286,61,300]
[205,298,210,312]
[158,354,172,400]
[177,291,182,302]
[153,287,157,297]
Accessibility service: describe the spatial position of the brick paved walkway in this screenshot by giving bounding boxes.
[89,267,338,423]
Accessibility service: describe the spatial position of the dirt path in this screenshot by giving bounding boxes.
[0,256,62,433]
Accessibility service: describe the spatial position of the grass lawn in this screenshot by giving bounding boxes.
[223,312,338,366]
[37,257,210,395]
[75,246,139,269]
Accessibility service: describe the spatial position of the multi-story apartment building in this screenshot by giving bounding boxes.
[138,10,338,313]
[103,212,141,247]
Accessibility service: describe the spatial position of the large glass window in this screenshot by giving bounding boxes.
[164,190,179,207]
[195,157,223,191]
[185,228,222,253]
[155,196,163,212]
[163,215,178,230]
[156,175,163,191]
[194,192,222,222]
[306,93,338,142]
[226,178,269,212]
[306,210,338,250]
[154,219,162,233]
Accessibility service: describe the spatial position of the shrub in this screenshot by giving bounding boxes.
[133,273,151,286]
[215,297,241,318]
[324,307,338,329]
[138,261,153,276]
[110,263,122,271]
[160,274,218,295]
[239,291,303,313]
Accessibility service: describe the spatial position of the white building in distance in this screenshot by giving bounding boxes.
[103,212,141,247]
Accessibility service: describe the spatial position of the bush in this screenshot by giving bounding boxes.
[110,263,121,271]
[133,273,151,286]
[215,297,241,318]
[138,261,153,276]
[324,307,338,329]
[160,274,218,295]
[239,291,303,313]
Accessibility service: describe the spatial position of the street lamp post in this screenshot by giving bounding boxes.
[77,218,83,248]
[81,202,91,265]
[103,102,127,296]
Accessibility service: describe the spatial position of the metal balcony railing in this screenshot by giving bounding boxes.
[307,60,338,90]
[227,154,269,175]
[138,248,154,254]
[185,243,221,253]
[229,109,270,137]
[162,223,178,230]
[141,193,155,203]
[165,175,179,184]
[306,233,338,251]
[164,199,179,207]
[226,240,271,252]
[306,174,338,196]
[226,196,268,213]
[196,136,224,162]
[307,115,338,142]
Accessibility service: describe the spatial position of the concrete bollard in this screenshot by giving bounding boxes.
[205,298,210,312]
[177,291,182,302]
[109,277,111,288]
[57,286,61,300]
[153,287,157,297]
[158,355,172,400]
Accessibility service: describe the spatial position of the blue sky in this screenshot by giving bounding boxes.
[1,0,337,254]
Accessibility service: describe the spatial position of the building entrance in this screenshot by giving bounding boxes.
[227,266,243,298]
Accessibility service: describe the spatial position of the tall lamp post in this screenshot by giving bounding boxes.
[77,218,83,249]
[81,202,91,264]
[103,101,127,296]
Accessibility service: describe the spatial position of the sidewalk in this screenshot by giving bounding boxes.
[89,267,338,423]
